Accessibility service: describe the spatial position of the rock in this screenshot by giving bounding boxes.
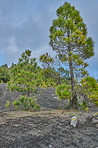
[92,118,98,124]
[78,113,92,124]
[96,124,98,128]
[0,88,4,97]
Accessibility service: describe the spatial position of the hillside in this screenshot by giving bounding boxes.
[0,83,98,148]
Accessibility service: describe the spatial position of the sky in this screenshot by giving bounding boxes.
[0,0,98,79]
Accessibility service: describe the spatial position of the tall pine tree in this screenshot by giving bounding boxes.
[49,2,94,108]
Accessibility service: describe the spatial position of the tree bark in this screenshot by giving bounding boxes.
[68,49,78,109]
[67,29,74,91]
[68,46,74,91]
[67,30,77,109]
[69,57,74,91]
[70,94,78,109]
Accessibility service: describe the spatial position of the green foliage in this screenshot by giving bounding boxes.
[49,2,94,60]
[81,100,87,110]
[40,53,70,85]
[49,2,94,109]
[80,76,98,106]
[11,63,16,68]
[39,52,54,68]
[56,76,98,109]
[0,80,3,83]
[7,50,43,96]
[5,101,10,108]
[93,112,98,116]
[72,55,89,78]
[6,50,45,111]
[49,2,94,90]
[0,66,10,83]
[1,64,8,68]
[12,95,40,111]
[39,53,60,86]
[39,68,59,87]
[56,84,71,100]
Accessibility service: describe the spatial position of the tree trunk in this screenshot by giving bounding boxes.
[67,30,74,91]
[69,58,74,91]
[58,75,61,84]
[68,55,78,109]
[70,94,78,109]
[67,30,77,109]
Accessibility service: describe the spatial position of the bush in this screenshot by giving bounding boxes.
[81,100,87,110]
[12,95,40,111]
[56,84,71,100]
[5,101,10,108]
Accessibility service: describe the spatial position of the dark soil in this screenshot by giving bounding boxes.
[0,83,65,112]
[0,83,98,148]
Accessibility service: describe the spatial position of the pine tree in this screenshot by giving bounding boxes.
[7,50,42,110]
[39,53,70,85]
[49,2,94,108]
[0,66,10,83]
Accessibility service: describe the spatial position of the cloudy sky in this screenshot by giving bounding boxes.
[0,0,98,79]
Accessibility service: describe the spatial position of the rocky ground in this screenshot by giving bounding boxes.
[0,83,98,148]
[0,83,66,112]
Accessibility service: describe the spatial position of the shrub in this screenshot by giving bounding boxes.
[56,84,71,100]
[80,100,87,109]
[12,95,40,111]
[5,101,10,108]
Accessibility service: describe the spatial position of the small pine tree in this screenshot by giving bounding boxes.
[7,50,44,110]
[0,66,10,83]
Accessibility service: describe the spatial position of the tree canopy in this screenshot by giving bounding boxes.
[0,66,10,83]
[49,2,94,90]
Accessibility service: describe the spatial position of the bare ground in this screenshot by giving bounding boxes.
[0,83,98,148]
